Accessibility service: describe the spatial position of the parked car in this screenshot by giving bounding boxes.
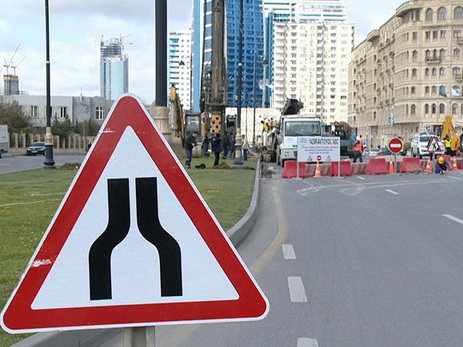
[410,133,444,158]
[368,148,380,157]
[377,147,392,156]
[27,142,46,156]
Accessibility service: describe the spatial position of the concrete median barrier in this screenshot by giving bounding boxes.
[400,157,422,173]
[328,161,352,177]
[366,158,388,175]
[281,160,308,179]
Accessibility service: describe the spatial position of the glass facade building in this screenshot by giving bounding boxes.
[100,38,128,101]
[191,0,264,111]
[225,0,265,108]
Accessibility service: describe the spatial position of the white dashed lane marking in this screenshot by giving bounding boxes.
[443,214,463,225]
[297,337,319,347]
[288,276,308,303]
[282,244,296,260]
[385,189,399,195]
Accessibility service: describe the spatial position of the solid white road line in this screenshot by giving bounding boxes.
[297,337,319,347]
[443,214,463,225]
[385,189,399,195]
[282,244,296,260]
[288,276,308,302]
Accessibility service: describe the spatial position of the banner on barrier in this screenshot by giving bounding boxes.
[297,136,340,162]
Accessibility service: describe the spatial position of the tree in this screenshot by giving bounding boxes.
[0,100,31,133]
[51,115,73,137]
[74,119,100,137]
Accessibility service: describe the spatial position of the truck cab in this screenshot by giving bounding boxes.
[276,115,327,165]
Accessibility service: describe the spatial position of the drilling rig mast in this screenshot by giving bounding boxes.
[202,0,227,135]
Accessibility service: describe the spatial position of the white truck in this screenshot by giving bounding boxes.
[275,115,330,166]
[0,125,8,157]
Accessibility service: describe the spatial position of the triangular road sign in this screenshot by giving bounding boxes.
[1,94,268,333]
[427,136,443,153]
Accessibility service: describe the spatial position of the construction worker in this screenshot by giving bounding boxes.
[435,156,449,175]
[444,136,452,155]
[353,138,364,163]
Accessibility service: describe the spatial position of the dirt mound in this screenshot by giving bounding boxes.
[59,163,81,170]
[215,162,232,169]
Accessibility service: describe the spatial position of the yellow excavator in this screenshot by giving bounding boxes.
[430,116,460,153]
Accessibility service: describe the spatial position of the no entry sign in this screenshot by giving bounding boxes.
[388,138,403,154]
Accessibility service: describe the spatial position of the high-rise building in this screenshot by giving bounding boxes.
[190,0,264,112]
[100,38,128,101]
[263,0,353,122]
[168,30,192,111]
[225,0,265,108]
[3,75,19,95]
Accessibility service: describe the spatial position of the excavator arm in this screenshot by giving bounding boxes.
[441,116,460,151]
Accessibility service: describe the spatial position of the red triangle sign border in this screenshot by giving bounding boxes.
[1,94,268,333]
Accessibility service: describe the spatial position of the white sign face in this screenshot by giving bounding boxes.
[297,136,340,162]
[31,127,238,310]
[427,136,445,153]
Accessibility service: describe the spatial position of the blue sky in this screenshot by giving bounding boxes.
[0,0,405,104]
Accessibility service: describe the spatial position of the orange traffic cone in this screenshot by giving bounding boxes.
[452,156,458,170]
[388,158,394,174]
[424,156,432,173]
[314,161,321,178]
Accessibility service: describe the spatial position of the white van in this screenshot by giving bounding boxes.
[410,133,444,158]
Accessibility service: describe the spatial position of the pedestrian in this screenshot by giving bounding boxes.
[352,138,364,163]
[435,156,449,174]
[229,133,235,158]
[211,133,222,166]
[242,135,250,160]
[202,134,210,156]
[222,133,230,159]
[184,131,198,169]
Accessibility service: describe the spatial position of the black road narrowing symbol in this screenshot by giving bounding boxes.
[88,177,182,300]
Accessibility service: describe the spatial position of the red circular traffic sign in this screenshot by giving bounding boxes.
[388,138,403,154]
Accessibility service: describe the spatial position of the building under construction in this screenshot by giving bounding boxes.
[3,74,19,95]
[3,45,25,96]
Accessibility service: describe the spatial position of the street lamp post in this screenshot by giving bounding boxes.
[262,59,268,108]
[43,0,55,168]
[233,0,244,168]
[253,58,267,147]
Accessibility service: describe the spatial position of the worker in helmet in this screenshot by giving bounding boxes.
[435,156,449,175]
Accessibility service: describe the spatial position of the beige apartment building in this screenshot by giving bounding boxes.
[349,0,463,148]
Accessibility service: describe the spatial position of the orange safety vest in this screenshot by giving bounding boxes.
[353,141,363,153]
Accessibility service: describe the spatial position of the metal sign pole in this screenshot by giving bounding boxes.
[338,159,341,178]
[394,154,397,175]
[124,327,156,346]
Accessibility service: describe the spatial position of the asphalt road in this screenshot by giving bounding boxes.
[153,166,463,347]
[0,154,86,174]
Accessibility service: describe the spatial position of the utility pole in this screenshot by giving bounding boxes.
[151,0,171,140]
[43,0,55,169]
[233,0,244,168]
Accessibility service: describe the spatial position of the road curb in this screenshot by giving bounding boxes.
[226,159,261,247]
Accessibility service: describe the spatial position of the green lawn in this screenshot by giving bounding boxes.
[0,156,257,345]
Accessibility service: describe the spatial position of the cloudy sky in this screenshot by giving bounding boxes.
[1,0,406,104]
